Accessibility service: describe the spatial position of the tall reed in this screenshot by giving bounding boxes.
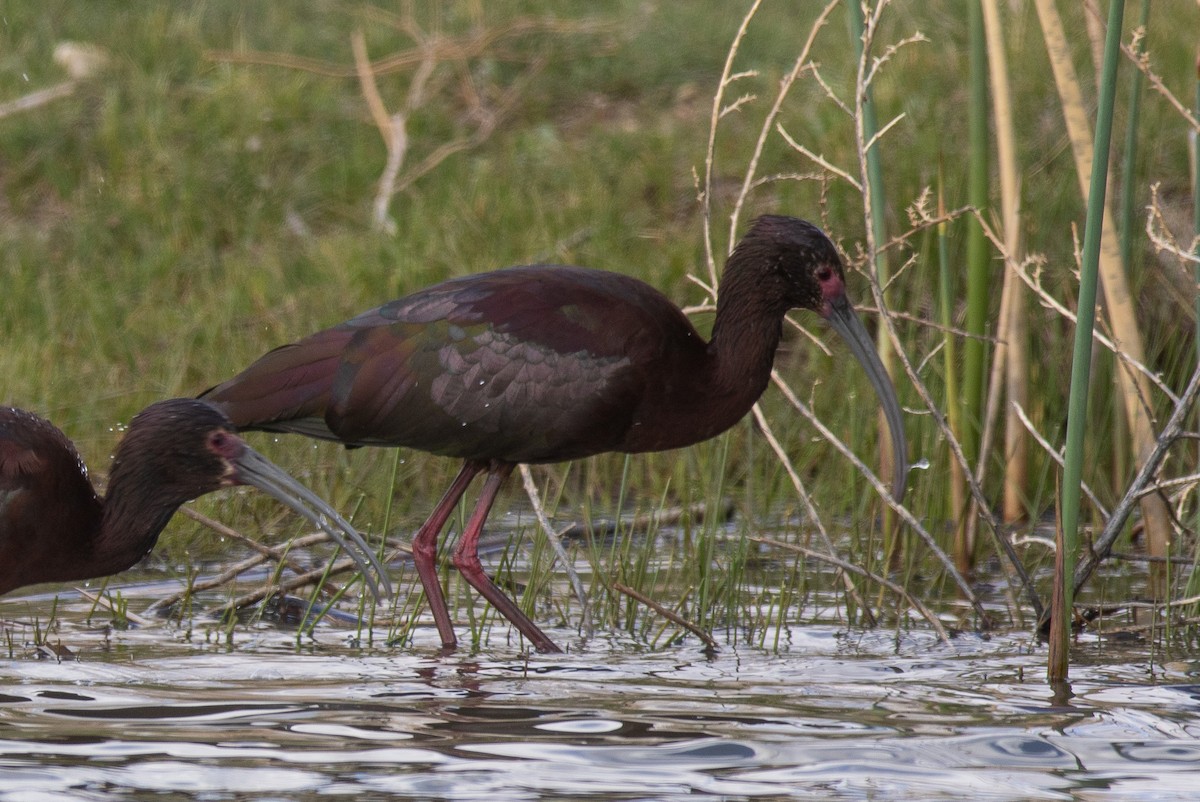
[1050,0,1127,680]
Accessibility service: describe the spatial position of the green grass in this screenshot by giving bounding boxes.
[2,1,1198,647]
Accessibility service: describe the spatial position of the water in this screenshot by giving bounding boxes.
[4,581,1200,801]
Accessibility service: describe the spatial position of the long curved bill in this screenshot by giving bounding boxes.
[823,295,908,501]
[231,446,392,601]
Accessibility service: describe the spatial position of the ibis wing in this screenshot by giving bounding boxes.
[200,328,358,440]
[328,267,686,462]
[0,408,81,488]
[201,265,708,464]
[0,409,101,587]
[1,429,45,485]
[1,416,43,526]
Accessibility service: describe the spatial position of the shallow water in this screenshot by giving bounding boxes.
[3,579,1200,802]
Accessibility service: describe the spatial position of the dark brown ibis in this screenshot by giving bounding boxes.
[0,399,390,599]
[200,215,907,653]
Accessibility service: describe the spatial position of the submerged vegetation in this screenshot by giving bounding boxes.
[2,2,1199,669]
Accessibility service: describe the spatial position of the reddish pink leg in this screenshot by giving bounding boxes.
[451,462,562,653]
[411,461,482,650]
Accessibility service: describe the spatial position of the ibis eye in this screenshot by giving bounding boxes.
[815,266,834,282]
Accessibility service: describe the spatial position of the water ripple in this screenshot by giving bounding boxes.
[4,615,1200,799]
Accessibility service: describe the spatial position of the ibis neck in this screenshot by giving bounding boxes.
[708,269,787,397]
[663,280,786,446]
[94,473,178,578]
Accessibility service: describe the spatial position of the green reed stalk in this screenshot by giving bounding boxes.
[1165,539,1174,645]
[710,434,736,631]
[1111,0,1150,505]
[179,562,198,632]
[937,176,969,571]
[1189,48,1200,619]
[525,525,554,618]
[83,576,112,624]
[386,564,424,647]
[772,558,799,651]
[1195,52,1200,352]
[846,0,899,536]
[1117,0,1150,273]
[846,1,889,300]
[299,574,349,641]
[378,448,404,638]
[1056,0,1126,680]
[963,0,990,474]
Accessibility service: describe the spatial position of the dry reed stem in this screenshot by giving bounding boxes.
[145,505,415,616]
[775,125,862,191]
[702,2,1041,624]
[848,0,897,304]
[219,10,596,235]
[1110,552,1199,566]
[722,0,841,251]
[769,370,993,625]
[610,581,719,651]
[73,588,155,628]
[1146,183,1200,269]
[1070,359,1200,598]
[700,0,765,289]
[843,5,1036,608]
[867,212,1040,617]
[849,5,907,518]
[883,169,1044,619]
[981,191,1200,605]
[1081,590,1200,635]
[1134,472,1200,502]
[962,198,1178,399]
[205,16,615,78]
[1087,615,1200,636]
[389,58,540,198]
[750,405,878,628]
[143,528,362,615]
[981,0,1030,526]
[181,507,319,580]
[0,82,76,119]
[214,555,383,616]
[694,2,898,630]
[1120,32,1200,134]
[351,30,414,234]
[349,17,521,234]
[518,464,591,633]
[747,535,950,643]
[352,30,397,147]
[1011,402,1109,517]
[1001,244,1177,403]
[856,306,991,343]
[1082,0,1108,94]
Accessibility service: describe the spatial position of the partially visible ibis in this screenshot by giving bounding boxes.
[201,215,907,653]
[0,398,390,599]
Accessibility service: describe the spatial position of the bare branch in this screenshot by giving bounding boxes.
[776,123,862,191]
[610,581,719,651]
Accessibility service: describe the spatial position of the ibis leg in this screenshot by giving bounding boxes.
[451,462,562,653]
[411,461,482,649]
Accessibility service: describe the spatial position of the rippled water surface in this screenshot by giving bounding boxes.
[3,583,1200,801]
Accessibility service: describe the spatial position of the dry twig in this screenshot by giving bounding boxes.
[610,581,719,651]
